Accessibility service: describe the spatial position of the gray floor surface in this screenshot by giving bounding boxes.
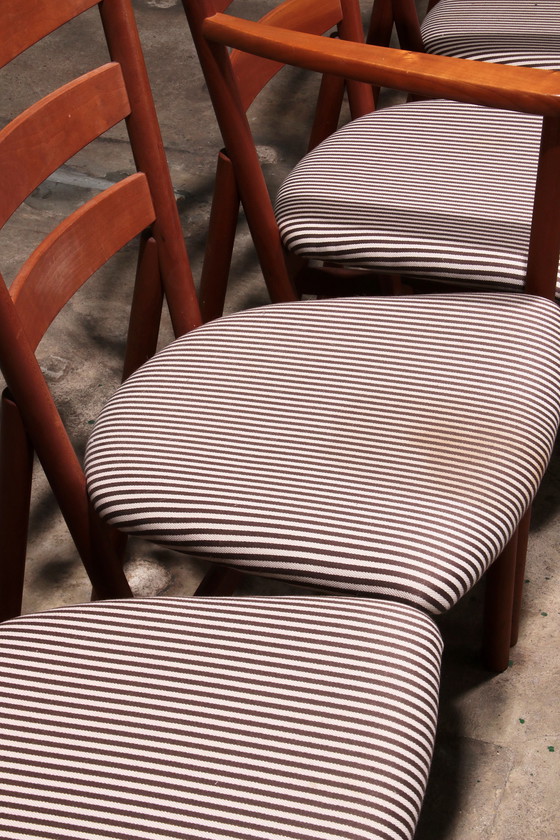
[0,1,558,837]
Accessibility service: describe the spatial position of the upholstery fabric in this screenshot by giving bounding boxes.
[85,293,560,613]
[274,100,560,296]
[0,596,442,840]
[421,0,560,69]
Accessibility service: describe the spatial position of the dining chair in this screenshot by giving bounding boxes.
[175,0,560,662]
[183,0,560,303]
[0,595,443,840]
[86,0,560,674]
[0,0,200,621]
[85,286,560,676]
[375,0,560,69]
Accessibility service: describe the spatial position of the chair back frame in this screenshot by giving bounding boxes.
[182,0,377,318]
[0,0,201,618]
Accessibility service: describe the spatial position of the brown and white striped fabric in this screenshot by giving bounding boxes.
[421,0,560,69]
[0,596,443,840]
[85,293,560,613]
[274,100,560,296]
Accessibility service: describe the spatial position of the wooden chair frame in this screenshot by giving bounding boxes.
[184,0,383,321]
[185,0,560,313]
[0,0,202,620]
[199,5,560,297]
[189,3,560,671]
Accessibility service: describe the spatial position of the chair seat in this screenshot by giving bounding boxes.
[274,100,560,296]
[421,0,560,69]
[85,293,560,613]
[0,596,442,840]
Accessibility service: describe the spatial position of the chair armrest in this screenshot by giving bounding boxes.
[203,13,560,116]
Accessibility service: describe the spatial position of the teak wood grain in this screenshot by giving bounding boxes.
[204,14,560,116]
[0,0,99,67]
[0,65,130,228]
[11,174,155,351]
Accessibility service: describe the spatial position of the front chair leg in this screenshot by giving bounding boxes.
[199,151,240,323]
[510,505,532,647]
[482,528,518,672]
[0,391,34,621]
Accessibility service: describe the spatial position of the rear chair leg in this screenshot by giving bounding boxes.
[199,151,240,323]
[510,506,532,647]
[0,391,34,621]
[482,528,518,672]
[195,565,244,597]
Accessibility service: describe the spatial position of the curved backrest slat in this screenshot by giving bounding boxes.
[11,173,155,350]
[231,0,343,111]
[0,64,130,228]
[0,0,100,68]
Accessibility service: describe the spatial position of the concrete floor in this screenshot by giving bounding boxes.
[0,0,559,837]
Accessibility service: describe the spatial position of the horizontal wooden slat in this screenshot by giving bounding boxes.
[0,64,130,227]
[232,0,343,111]
[11,173,155,350]
[205,14,560,116]
[0,0,100,67]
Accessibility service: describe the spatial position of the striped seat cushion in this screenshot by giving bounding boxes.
[274,100,560,296]
[0,596,442,840]
[85,293,560,613]
[421,0,560,69]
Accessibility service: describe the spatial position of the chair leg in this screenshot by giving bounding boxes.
[366,0,395,49]
[88,494,135,600]
[0,391,33,621]
[307,72,346,152]
[199,151,240,323]
[307,70,373,152]
[122,232,164,381]
[115,232,166,572]
[510,505,532,647]
[195,565,244,596]
[482,529,518,672]
[366,0,395,107]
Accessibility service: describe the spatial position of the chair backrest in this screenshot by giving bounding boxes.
[0,0,201,612]
[181,0,375,307]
